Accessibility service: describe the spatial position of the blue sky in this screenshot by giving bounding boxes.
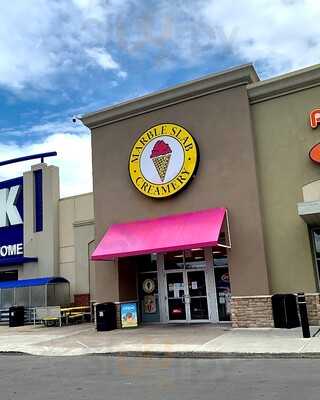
[0,0,319,196]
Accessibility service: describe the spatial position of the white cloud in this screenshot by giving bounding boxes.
[117,70,128,79]
[0,132,92,198]
[1,0,320,90]
[0,0,129,90]
[85,47,120,70]
[72,0,109,23]
[0,120,88,138]
[185,0,320,76]
[76,0,320,77]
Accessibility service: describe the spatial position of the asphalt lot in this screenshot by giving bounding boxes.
[0,356,320,400]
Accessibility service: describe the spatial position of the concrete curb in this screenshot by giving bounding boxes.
[87,351,320,359]
[0,349,317,359]
[0,351,33,356]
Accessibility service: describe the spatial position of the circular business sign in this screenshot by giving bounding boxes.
[309,143,320,164]
[142,278,155,294]
[129,123,198,198]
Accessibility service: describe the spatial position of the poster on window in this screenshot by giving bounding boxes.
[143,294,156,314]
[142,278,155,294]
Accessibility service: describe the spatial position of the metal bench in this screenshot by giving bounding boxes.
[36,306,62,327]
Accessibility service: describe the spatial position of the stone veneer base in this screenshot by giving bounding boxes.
[108,294,320,329]
[305,293,320,326]
[231,295,274,328]
[231,293,320,328]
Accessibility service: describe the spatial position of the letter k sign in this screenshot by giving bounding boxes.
[0,186,23,227]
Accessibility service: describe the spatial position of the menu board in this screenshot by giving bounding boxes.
[121,303,138,328]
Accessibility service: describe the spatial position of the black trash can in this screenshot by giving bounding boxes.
[272,294,300,328]
[9,306,25,327]
[96,303,117,331]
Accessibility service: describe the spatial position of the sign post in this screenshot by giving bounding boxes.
[297,292,311,338]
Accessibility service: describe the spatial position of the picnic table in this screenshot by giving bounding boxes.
[60,306,91,325]
[36,306,91,327]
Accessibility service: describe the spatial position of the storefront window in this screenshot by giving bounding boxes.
[213,250,228,266]
[0,270,18,282]
[138,254,160,323]
[0,288,14,308]
[138,253,157,272]
[164,249,205,270]
[213,248,231,321]
[164,251,184,270]
[137,248,232,323]
[185,249,206,269]
[311,228,320,286]
[313,229,320,257]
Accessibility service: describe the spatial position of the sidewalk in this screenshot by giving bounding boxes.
[1,323,320,358]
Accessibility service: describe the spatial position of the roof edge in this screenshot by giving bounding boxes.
[80,64,259,129]
[59,191,93,202]
[248,63,320,104]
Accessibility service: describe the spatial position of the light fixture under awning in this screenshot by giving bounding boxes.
[92,208,231,261]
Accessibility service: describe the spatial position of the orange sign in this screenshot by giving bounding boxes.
[309,143,320,164]
[309,109,320,164]
[310,109,320,129]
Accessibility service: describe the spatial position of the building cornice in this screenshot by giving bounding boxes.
[248,64,320,104]
[59,192,93,202]
[73,219,95,228]
[80,64,259,129]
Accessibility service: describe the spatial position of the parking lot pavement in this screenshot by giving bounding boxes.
[1,356,320,400]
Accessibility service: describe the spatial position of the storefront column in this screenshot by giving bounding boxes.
[23,163,59,278]
[204,248,219,322]
[157,253,167,323]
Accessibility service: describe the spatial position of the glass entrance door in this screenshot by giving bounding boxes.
[166,272,186,321]
[166,269,209,322]
[187,270,209,320]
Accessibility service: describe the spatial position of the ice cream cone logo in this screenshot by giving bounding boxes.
[129,123,198,198]
[150,140,172,182]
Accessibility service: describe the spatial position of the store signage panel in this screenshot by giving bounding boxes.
[0,177,24,260]
[129,123,199,198]
[310,109,320,129]
[309,143,320,164]
[309,109,320,164]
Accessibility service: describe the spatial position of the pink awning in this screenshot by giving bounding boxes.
[92,208,228,261]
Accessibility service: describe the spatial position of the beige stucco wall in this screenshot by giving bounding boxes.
[250,85,320,293]
[90,83,270,301]
[59,192,94,298]
[303,180,320,202]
